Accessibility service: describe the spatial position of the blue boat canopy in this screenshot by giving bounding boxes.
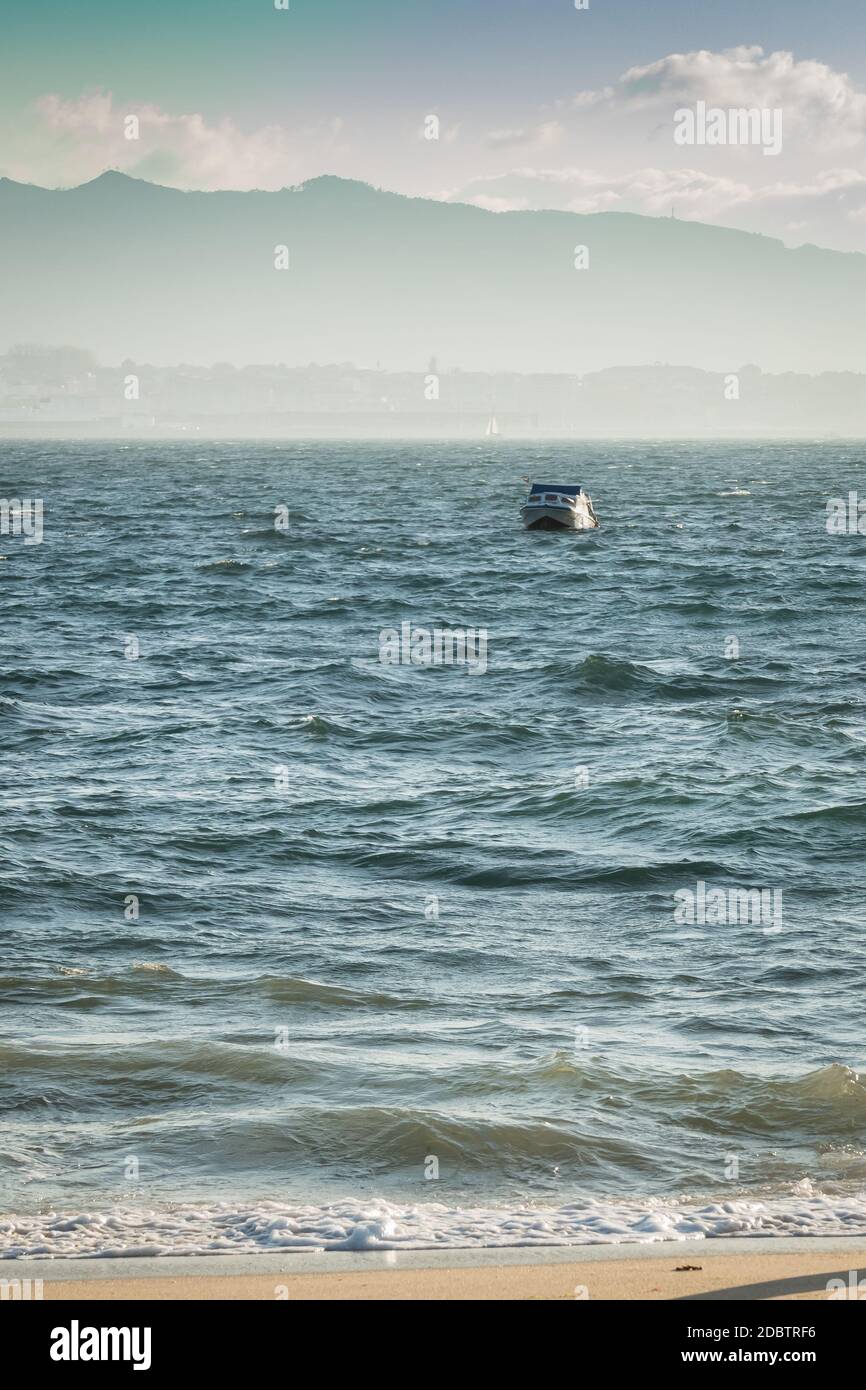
[529,483,582,495]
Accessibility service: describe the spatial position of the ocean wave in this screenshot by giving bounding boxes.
[0,970,428,1011]
[240,527,292,542]
[345,843,732,889]
[4,1190,866,1260]
[195,559,253,573]
[256,974,430,1009]
[545,653,783,701]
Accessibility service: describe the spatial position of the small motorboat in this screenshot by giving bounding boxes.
[520,482,599,531]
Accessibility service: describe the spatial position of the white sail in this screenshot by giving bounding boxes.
[485,415,499,437]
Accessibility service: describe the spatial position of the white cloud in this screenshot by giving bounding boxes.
[759,168,866,198]
[21,90,347,190]
[574,47,866,148]
[454,166,753,220]
[451,163,866,233]
[453,48,866,248]
[464,193,532,213]
[484,121,563,150]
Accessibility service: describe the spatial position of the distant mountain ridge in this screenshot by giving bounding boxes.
[1,171,865,373]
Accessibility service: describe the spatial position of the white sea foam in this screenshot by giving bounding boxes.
[3,1193,866,1260]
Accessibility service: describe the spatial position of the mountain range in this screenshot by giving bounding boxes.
[1,171,865,374]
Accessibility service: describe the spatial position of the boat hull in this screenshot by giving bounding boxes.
[521,505,598,532]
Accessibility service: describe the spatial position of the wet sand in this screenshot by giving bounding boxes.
[22,1245,866,1301]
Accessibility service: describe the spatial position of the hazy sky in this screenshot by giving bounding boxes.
[4,0,866,249]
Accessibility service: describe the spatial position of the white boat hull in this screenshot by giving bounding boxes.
[520,504,598,532]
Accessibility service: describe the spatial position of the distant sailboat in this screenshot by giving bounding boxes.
[485,414,500,438]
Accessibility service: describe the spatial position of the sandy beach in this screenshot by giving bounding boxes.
[9,1241,865,1301]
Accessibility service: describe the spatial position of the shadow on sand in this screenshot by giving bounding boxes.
[677,1268,855,1301]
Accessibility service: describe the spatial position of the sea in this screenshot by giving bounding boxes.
[2,438,866,1258]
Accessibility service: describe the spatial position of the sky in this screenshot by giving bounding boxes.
[3,0,866,249]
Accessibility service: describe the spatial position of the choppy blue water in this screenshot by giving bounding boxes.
[3,439,866,1256]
